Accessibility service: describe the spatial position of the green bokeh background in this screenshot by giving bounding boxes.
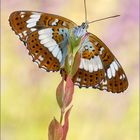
[1,0,139,140]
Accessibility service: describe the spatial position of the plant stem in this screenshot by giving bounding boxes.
[60,109,64,124]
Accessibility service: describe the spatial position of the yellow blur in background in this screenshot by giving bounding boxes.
[1,0,139,140]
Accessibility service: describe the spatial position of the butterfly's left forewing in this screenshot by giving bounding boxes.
[68,33,128,93]
[9,11,76,42]
[9,11,77,71]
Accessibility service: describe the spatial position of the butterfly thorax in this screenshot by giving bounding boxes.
[73,22,88,38]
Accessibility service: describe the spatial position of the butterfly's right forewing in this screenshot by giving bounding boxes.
[61,33,128,93]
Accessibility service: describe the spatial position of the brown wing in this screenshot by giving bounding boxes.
[62,33,128,93]
[9,11,77,71]
[9,11,76,42]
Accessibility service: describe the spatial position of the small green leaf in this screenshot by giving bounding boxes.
[70,52,81,77]
[64,55,71,74]
[69,29,81,52]
[56,79,64,108]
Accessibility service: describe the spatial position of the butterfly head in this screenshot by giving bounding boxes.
[81,22,89,30]
[73,22,89,38]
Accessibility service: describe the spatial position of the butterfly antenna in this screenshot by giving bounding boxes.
[87,15,120,24]
[84,0,88,22]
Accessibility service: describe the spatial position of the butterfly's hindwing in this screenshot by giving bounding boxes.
[67,33,128,93]
[26,30,60,71]
[26,27,71,71]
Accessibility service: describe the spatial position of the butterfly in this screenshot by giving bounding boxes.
[9,10,128,93]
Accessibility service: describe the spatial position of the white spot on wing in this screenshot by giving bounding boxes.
[30,14,41,18]
[110,62,116,77]
[38,28,62,63]
[77,78,81,82]
[57,51,62,62]
[47,45,55,52]
[40,38,50,44]
[94,42,98,45]
[20,12,25,15]
[23,31,27,36]
[62,22,66,26]
[92,58,98,71]
[75,82,80,86]
[18,33,23,38]
[21,15,25,18]
[52,19,59,26]
[115,60,120,67]
[122,74,125,79]
[26,18,40,23]
[82,59,88,71]
[38,29,53,35]
[107,68,112,79]
[38,56,44,61]
[103,80,107,85]
[52,46,59,57]
[80,56,102,72]
[112,60,119,71]
[44,40,57,47]
[39,34,48,40]
[94,56,103,70]
[30,28,36,32]
[102,86,107,90]
[79,60,84,69]
[26,13,41,28]
[34,59,41,65]
[100,47,105,55]
[27,22,36,28]
[88,59,94,72]
[120,75,123,79]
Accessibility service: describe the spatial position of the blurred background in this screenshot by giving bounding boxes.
[1,0,139,140]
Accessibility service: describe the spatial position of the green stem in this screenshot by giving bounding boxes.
[60,108,64,124]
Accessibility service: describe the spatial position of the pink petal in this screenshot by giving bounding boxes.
[62,107,72,140]
[63,76,74,108]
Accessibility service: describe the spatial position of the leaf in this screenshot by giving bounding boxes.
[70,52,81,77]
[72,38,81,57]
[62,107,72,140]
[69,30,81,52]
[64,55,71,74]
[63,76,74,108]
[56,79,64,108]
[81,32,90,43]
[48,118,63,140]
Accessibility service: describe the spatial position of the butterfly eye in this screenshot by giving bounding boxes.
[82,23,85,29]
